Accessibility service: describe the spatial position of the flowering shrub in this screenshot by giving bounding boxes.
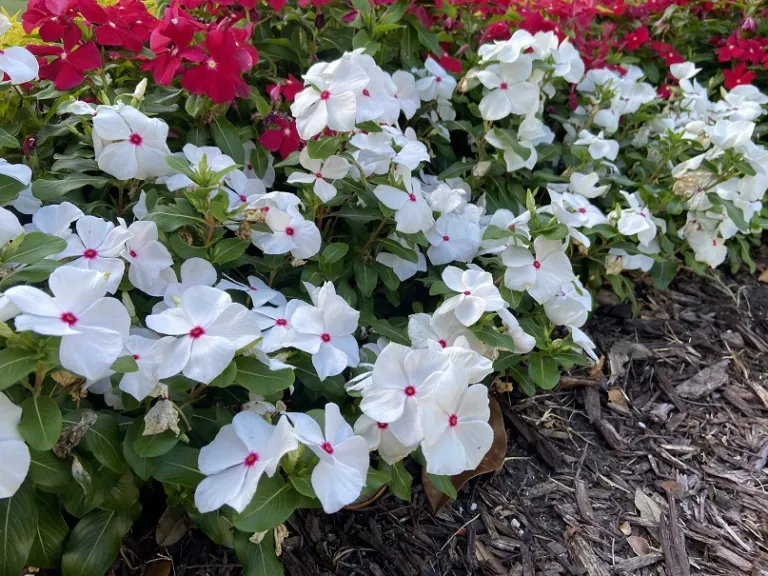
[0,0,767,574]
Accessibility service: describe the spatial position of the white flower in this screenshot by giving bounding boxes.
[709,119,755,150]
[570,326,598,363]
[57,216,133,294]
[549,190,607,229]
[223,170,266,210]
[160,257,215,309]
[485,130,538,172]
[426,213,481,265]
[257,300,310,354]
[0,206,23,246]
[287,149,350,203]
[0,45,38,85]
[0,393,30,498]
[287,403,369,513]
[420,370,493,476]
[612,191,657,246]
[477,61,538,121]
[431,336,493,383]
[392,70,421,119]
[124,221,173,297]
[478,30,535,63]
[375,234,427,281]
[542,279,592,327]
[552,40,585,83]
[481,209,531,254]
[354,60,399,124]
[569,172,609,199]
[0,292,20,322]
[670,62,701,81]
[217,275,284,308]
[291,59,370,139]
[92,105,172,180]
[373,181,434,235]
[497,309,536,353]
[0,158,32,187]
[574,130,619,161]
[195,412,297,513]
[435,266,504,327]
[257,206,321,260]
[162,144,236,191]
[28,202,83,238]
[354,414,416,465]
[4,186,41,215]
[502,236,575,304]
[6,267,130,380]
[360,343,448,446]
[146,285,262,384]
[407,311,485,354]
[687,229,727,268]
[416,57,456,101]
[119,333,176,401]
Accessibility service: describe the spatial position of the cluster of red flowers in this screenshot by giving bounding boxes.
[714,31,768,89]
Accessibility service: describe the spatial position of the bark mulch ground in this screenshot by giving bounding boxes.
[121,267,768,576]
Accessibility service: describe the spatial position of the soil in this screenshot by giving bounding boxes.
[117,265,768,576]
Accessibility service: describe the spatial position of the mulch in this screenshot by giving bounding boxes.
[119,265,768,576]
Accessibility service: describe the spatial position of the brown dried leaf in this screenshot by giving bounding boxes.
[274,524,289,557]
[758,268,768,283]
[619,521,632,536]
[51,370,79,387]
[144,560,172,576]
[608,388,627,407]
[634,489,663,526]
[660,480,684,496]
[423,397,507,513]
[156,506,187,547]
[627,535,651,556]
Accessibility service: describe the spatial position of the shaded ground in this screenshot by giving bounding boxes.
[121,265,768,576]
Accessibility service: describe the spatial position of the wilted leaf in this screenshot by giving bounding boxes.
[627,535,651,556]
[156,507,188,547]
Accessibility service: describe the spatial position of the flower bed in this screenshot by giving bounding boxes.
[0,1,766,574]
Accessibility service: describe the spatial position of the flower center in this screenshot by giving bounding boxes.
[285,226,295,236]
[60,312,78,326]
[129,133,143,146]
[408,193,417,203]
[244,452,259,467]
[132,354,140,360]
[315,172,323,179]
[463,290,471,296]
[206,58,217,70]
[448,414,458,427]
[321,441,334,455]
[438,339,448,348]
[320,90,331,100]
[189,326,205,339]
[578,207,587,214]
[83,248,98,259]
[376,422,389,430]
[239,194,247,202]
[129,249,137,257]
[533,259,541,269]
[362,88,370,97]
[442,235,450,241]
[404,385,416,396]
[500,82,508,90]
[276,318,287,326]
[321,333,331,342]
[435,76,442,83]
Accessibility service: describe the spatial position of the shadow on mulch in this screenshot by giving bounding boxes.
[119,267,768,576]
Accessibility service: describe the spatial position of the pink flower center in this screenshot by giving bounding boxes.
[500,82,508,90]
[578,207,587,214]
[376,422,389,430]
[438,339,448,348]
[129,133,143,146]
[408,193,417,203]
[261,206,269,212]
[276,318,287,326]
[321,442,334,455]
[712,239,717,246]
[61,312,78,326]
[244,452,259,467]
[129,249,137,257]
[435,76,442,83]
[463,290,471,296]
[239,194,247,203]
[247,163,253,170]
[320,90,331,100]
[315,172,323,179]
[533,259,541,269]
[321,333,331,342]
[442,235,450,241]
[362,89,370,97]
[83,248,98,259]
[285,227,295,236]
[640,212,647,218]
[404,385,416,397]
[132,354,140,360]
[189,326,205,339]
[448,414,458,427]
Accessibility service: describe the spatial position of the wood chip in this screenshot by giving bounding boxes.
[675,360,730,399]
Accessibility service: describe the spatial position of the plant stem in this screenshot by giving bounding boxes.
[361,219,387,253]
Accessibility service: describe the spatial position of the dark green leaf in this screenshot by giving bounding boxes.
[32,176,108,201]
[122,418,156,480]
[109,355,138,374]
[387,461,412,502]
[19,395,62,451]
[152,446,204,488]
[0,127,19,149]
[5,233,66,265]
[61,508,136,576]
[0,347,39,390]
[473,327,519,351]
[235,357,295,396]
[146,199,201,233]
[28,449,71,489]
[209,360,238,388]
[376,237,418,263]
[233,474,301,532]
[0,175,26,203]
[132,420,179,458]
[28,491,68,568]
[649,260,677,290]
[354,260,378,297]
[211,238,249,264]
[321,242,349,264]
[235,531,284,576]
[63,411,126,473]
[307,136,341,160]
[212,117,245,165]
[527,354,560,390]
[367,317,410,345]
[0,480,36,576]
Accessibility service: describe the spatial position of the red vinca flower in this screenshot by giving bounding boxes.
[622,26,649,51]
[28,39,101,91]
[181,29,251,104]
[259,118,301,159]
[723,63,756,89]
[142,6,201,86]
[22,0,81,45]
[77,0,155,54]
[651,41,684,66]
[717,33,745,62]
[266,74,303,102]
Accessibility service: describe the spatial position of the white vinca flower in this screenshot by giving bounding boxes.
[435,266,505,327]
[503,236,575,304]
[573,130,619,161]
[217,275,284,308]
[287,148,350,203]
[497,309,536,353]
[0,393,30,498]
[374,180,435,235]
[256,206,322,260]
[146,285,262,384]
[477,60,539,121]
[407,311,485,354]
[549,190,607,229]
[119,332,176,401]
[416,57,457,102]
[92,105,173,180]
[0,206,23,246]
[123,221,174,297]
[426,213,482,266]
[375,234,427,281]
[256,300,309,354]
[542,279,592,328]
[223,169,266,210]
[612,191,658,246]
[391,70,421,119]
[0,43,38,85]
[0,158,32,189]
[478,30,535,63]
[27,202,83,239]
[287,403,369,513]
[288,282,360,381]
[569,172,609,199]
[195,412,297,513]
[354,414,416,465]
[6,267,130,380]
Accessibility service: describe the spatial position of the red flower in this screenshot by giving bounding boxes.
[267,0,287,9]
[77,0,154,54]
[657,83,672,99]
[22,0,81,45]
[181,29,250,104]
[229,23,260,71]
[480,21,510,43]
[28,40,101,91]
[266,74,303,102]
[259,118,301,159]
[651,41,684,66]
[622,26,649,51]
[142,6,201,86]
[717,34,745,62]
[723,63,755,89]
[438,54,462,75]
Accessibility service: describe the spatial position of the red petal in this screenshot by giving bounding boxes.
[259,129,284,152]
[68,41,102,72]
[77,0,108,24]
[55,62,85,90]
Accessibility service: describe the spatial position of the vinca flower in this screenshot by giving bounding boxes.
[477,60,539,121]
[0,206,23,245]
[287,148,350,203]
[503,236,575,305]
[0,393,30,498]
[0,44,39,85]
[497,309,536,353]
[375,234,427,281]
[416,57,457,102]
[435,266,504,327]
[119,332,177,401]
[123,221,174,297]
[354,414,416,465]
[373,180,434,235]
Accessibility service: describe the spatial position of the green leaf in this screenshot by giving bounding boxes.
[212,116,245,165]
[0,259,61,288]
[288,474,316,499]
[380,0,407,24]
[61,508,135,576]
[377,264,400,291]
[0,126,19,149]
[164,155,198,182]
[6,233,66,265]
[109,355,138,374]
[132,420,179,458]
[152,445,204,488]
[649,260,677,290]
[211,238,249,264]
[32,176,108,201]
[438,161,471,180]
[307,136,341,160]
[367,317,410,345]
[19,396,62,451]
[250,145,270,178]
[405,15,442,56]
[100,473,140,511]
[354,121,383,133]
[189,509,233,548]
[527,354,560,390]
[233,474,301,532]
[351,30,381,56]
[387,461,412,502]
[0,347,39,391]
[235,531,284,576]
[122,418,156,481]
[209,360,238,388]
[428,474,457,500]
[145,199,201,232]
[28,449,72,489]
[235,357,295,396]
[364,467,391,494]
[321,242,349,264]
[354,260,378,297]
[473,326,520,351]
[28,492,68,568]
[375,237,418,263]
[63,410,126,473]
[541,223,569,241]
[0,480,37,576]
[0,175,26,203]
